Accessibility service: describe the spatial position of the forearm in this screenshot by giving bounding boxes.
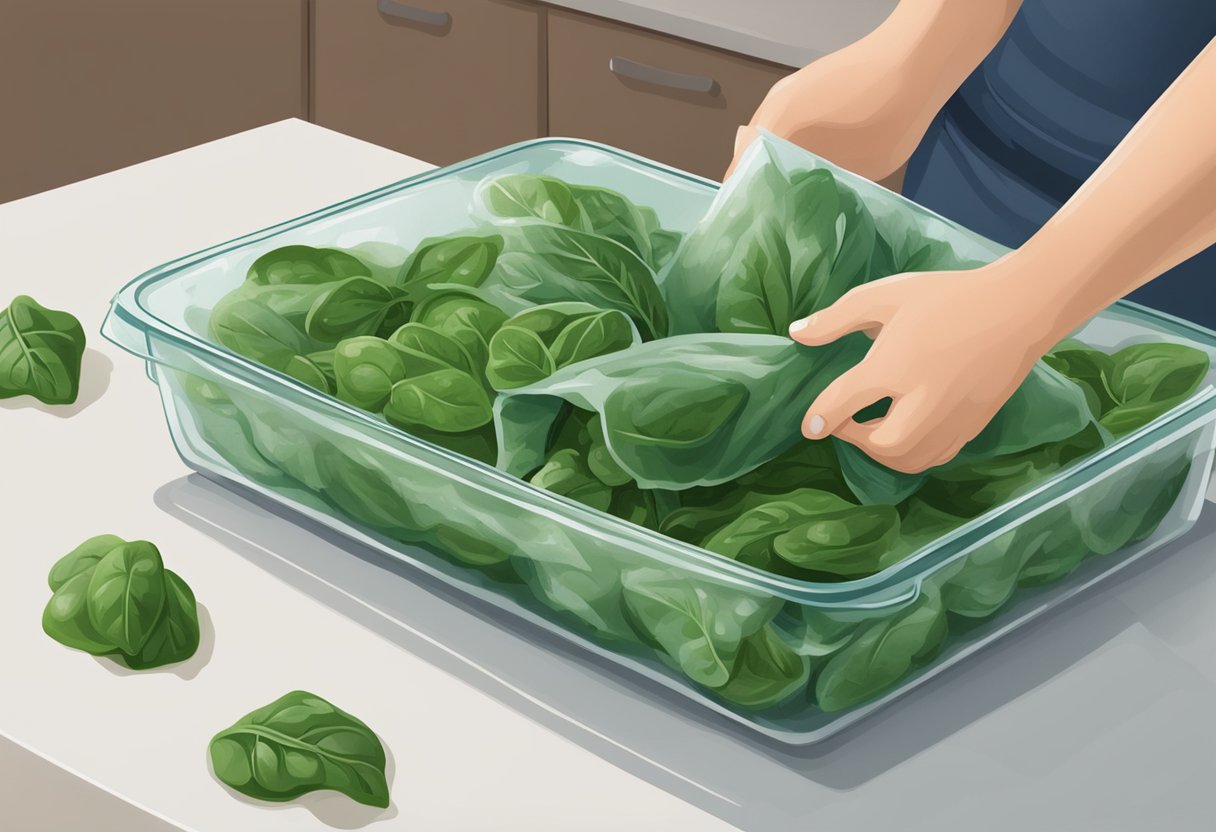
[868,0,1022,117]
[1013,36,1216,345]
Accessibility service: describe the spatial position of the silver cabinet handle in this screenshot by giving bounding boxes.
[608,56,717,94]
[378,0,451,27]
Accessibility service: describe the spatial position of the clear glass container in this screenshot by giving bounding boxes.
[103,138,1216,743]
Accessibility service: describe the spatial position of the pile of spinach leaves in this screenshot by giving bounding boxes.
[199,152,1210,716]
[42,535,200,669]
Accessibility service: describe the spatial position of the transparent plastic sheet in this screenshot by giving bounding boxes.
[103,138,1216,742]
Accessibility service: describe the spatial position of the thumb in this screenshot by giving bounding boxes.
[788,286,886,346]
[802,361,889,440]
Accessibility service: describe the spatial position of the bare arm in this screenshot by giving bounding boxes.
[792,36,1216,473]
[728,0,1021,180]
[1015,36,1216,343]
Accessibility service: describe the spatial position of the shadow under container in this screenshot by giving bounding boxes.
[103,138,1216,744]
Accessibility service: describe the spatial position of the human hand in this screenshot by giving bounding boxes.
[789,262,1061,474]
[725,43,930,181]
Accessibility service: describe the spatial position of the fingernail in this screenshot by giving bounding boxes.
[806,414,826,438]
[789,316,812,336]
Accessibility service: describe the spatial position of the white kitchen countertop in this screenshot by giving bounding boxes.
[541,0,900,67]
[2,119,1214,832]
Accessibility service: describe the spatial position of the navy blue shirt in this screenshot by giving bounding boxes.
[902,0,1216,329]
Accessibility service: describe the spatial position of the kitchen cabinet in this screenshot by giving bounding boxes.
[0,0,306,204]
[313,0,546,166]
[546,8,791,180]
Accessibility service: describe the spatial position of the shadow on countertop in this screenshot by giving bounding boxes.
[0,348,112,417]
[153,473,1216,832]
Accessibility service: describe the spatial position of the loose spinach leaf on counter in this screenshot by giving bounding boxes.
[209,690,390,808]
[486,302,636,390]
[0,295,88,405]
[43,535,201,669]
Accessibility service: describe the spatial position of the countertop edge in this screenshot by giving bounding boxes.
[538,0,893,68]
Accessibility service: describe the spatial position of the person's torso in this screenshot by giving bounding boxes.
[948,0,1216,205]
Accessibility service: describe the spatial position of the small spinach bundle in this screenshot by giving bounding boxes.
[486,302,637,390]
[0,294,87,405]
[42,535,200,669]
[209,690,390,808]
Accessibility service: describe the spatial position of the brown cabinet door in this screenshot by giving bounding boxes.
[313,0,545,166]
[0,0,307,204]
[547,10,791,181]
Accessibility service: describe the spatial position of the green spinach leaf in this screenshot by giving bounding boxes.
[397,234,502,290]
[411,292,508,371]
[0,295,88,405]
[43,535,200,669]
[48,534,125,591]
[246,245,369,286]
[486,302,636,390]
[333,336,408,411]
[814,584,947,712]
[304,277,412,343]
[209,298,312,371]
[1099,342,1209,435]
[702,489,856,570]
[621,567,783,688]
[481,174,582,226]
[772,504,901,579]
[712,626,810,710]
[86,540,167,655]
[43,570,116,655]
[384,368,493,433]
[486,223,668,340]
[529,448,612,512]
[209,690,390,808]
[126,570,201,670]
